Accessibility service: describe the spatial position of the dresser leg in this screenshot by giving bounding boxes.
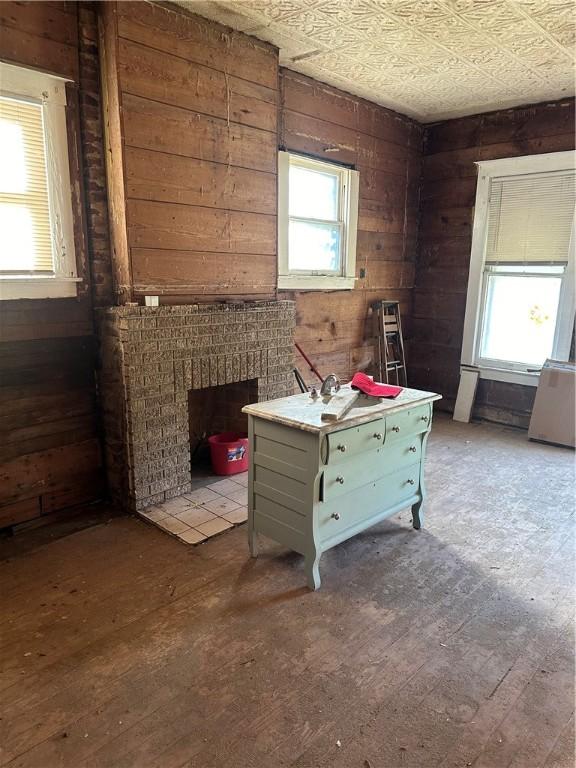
[413,431,429,531]
[306,548,321,590]
[411,499,424,530]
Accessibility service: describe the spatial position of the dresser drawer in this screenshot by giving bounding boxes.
[326,418,384,465]
[318,462,421,541]
[385,403,431,442]
[380,434,422,476]
[322,448,382,501]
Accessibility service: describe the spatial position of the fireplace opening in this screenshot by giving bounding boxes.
[188,378,259,474]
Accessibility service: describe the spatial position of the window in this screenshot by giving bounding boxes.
[277,151,359,290]
[0,63,78,300]
[462,152,575,386]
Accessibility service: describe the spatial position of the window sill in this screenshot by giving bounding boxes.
[278,275,356,291]
[0,277,81,300]
[477,366,540,387]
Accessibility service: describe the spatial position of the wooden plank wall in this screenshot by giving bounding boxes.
[101,2,423,381]
[0,2,105,527]
[280,70,423,383]
[411,98,575,426]
[109,1,279,300]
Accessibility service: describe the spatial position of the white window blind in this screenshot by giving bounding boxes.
[0,96,53,274]
[486,171,575,264]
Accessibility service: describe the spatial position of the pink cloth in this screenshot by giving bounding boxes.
[350,372,403,398]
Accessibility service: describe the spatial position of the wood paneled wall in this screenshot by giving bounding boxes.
[280,71,422,382]
[100,3,423,382]
[411,98,575,426]
[0,2,106,527]
[102,1,279,301]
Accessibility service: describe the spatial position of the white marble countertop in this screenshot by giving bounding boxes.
[242,386,441,434]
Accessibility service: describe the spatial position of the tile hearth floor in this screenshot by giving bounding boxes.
[138,471,248,545]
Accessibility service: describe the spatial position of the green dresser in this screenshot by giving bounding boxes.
[242,387,441,589]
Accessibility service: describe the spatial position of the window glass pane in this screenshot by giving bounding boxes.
[288,220,341,272]
[0,204,36,271]
[487,264,565,275]
[289,166,339,221]
[480,274,562,366]
[0,119,27,193]
[0,97,53,273]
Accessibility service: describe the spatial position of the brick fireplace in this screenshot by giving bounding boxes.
[98,301,295,512]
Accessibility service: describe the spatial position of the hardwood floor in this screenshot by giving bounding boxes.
[0,415,573,768]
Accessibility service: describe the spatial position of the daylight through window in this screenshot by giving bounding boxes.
[278,152,359,290]
[0,96,53,274]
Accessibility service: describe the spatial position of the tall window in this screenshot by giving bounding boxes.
[277,152,359,290]
[462,152,575,384]
[0,63,78,300]
[1,98,52,273]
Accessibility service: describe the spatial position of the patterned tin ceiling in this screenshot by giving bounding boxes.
[174,0,575,121]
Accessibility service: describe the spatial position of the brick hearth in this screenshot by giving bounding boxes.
[98,301,295,512]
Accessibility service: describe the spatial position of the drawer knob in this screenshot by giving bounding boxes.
[391,426,400,433]
[331,512,340,521]
[337,444,347,452]
[336,476,345,485]
[373,432,382,440]
[406,478,415,485]
[420,415,429,422]
[409,445,417,452]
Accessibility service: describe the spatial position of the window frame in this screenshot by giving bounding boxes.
[462,151,576,387]
[277,151,359,291]
[0,63,79,300]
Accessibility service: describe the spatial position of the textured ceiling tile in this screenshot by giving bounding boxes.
[174,0,576,121]
[538,20,576,49]
[237,0,307,22]
[453,0,514,27]
[416,13,475,35]
[279,7,339,30]
[300,26,364,48]
[381,0,452,26]
[316,0,378,24]
[509,34,571,63]
[177,1,261,32]
[484,20,537,38]
[510,0,573,11]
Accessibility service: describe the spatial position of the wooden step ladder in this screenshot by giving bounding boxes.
[371,300,407,387]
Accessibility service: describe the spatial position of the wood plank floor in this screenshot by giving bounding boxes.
[0,415,573,768]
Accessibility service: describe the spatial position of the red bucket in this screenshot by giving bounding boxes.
[208,432,249,476]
